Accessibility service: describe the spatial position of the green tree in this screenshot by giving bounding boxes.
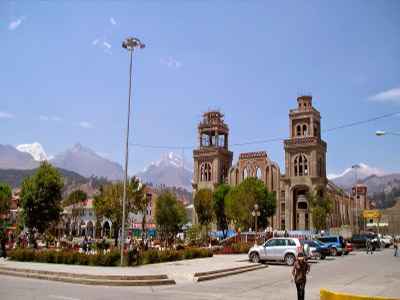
[155,190,188,247]
[64,189,88,236]
[194,188,213,227]
[306,184,333,231]
[0,184,12,221]
[93,177,145,247]
[211,184,230,238]
[225,177,276,231]
[132,185,150,245]
[20,161,65,234]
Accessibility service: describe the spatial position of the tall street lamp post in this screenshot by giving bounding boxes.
[120,37,145,266]
[352,165,360,234]
[252,204,260,246]
[376,131,400,136]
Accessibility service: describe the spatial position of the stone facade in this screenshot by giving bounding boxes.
[193,96,359,231]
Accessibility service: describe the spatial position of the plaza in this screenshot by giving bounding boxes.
[1,248,399,299]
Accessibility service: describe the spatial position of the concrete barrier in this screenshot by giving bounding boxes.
[320,287,400,300]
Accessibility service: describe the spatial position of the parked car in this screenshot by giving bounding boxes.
[345,241,354,253]
[349,233,380,251]
[317,235,345,256]
[377,234,392,248]
[248,237,304,266]
[305,240,331,260]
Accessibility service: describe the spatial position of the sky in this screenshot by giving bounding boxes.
[1,0,400,176]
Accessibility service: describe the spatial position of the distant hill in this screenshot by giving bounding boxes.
[0,168,111,198]
[50,143,125,181]
[329,163,400,209]
[0,144,39,170]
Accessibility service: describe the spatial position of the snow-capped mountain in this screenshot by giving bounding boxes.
[137,152,193,191]
[143,152,193,173]
[0,144,39,170]
[51,142,125,180]
[16,142,53,161]
[328,163,387,188]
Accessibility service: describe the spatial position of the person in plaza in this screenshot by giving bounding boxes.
[394,238,398,258]
[291,252,310,300]
[0,229,7,258]
[366,236,373,254]
[82,236,88,252]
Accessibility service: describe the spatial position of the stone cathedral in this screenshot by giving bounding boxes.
[193,95,362,231]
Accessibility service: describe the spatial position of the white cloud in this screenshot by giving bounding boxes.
[160,56,182,69]
[101,40,111,53]
[78,121,93,128]
[37,115,49,122]
[92,37,112,54]
[0,111,15,119]
[8,16,25,31]
[368,88,400,104]
[50,115,62,122]
[110,17,117,26]
[37,115,62,122]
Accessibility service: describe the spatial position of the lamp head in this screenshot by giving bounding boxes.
[376,131,386,136]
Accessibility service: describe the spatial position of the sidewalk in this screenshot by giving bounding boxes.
[0,254,252,284]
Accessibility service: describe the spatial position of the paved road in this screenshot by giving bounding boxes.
[0,248,399,300]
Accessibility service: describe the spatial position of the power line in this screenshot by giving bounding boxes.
[128,111,400,150]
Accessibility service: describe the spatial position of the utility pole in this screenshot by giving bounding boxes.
[352,165,360,234]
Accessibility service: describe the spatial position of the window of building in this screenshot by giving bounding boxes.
[220,164,228,183]
[298,202,308,209]
[218,135,226,148]
[255,166,262,179]
[302,124,308,136]
[294,154,308,177]
[296,125,301,136]
[243,167,248,180]
[314,124,319,138]
[200,163,212,182]
[281,219,286,231]
[281,202,285,213]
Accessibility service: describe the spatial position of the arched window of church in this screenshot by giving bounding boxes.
[296,125,301,136]
[220,164,228,183]
[243,167,248,180]
[201,163,212,182]
[314,124,319,138]
[255,166,262,179]
[318,156,324,177]
[294,154,308,177]
[302,124,308,136]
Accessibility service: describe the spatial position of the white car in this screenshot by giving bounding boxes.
[378,234,392,248]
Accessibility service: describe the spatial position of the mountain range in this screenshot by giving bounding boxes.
[1,142,399,206]
[0,143,193,189]
[0,142,124,181]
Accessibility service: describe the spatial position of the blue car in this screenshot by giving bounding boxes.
[317,235,345,256]
[309,240,331,259]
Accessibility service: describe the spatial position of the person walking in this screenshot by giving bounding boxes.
[0,229,7,258]
[366,236,373,254]
[291,252,310,300]
[394,238,398,258]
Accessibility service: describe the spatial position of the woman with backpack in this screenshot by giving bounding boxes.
[291,252,310,300]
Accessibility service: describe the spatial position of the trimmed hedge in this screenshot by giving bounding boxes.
[8,248,213,267]
[8,249,120,267]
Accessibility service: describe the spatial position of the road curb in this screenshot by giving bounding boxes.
[194,264,267,282]
[0,267,176,286]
